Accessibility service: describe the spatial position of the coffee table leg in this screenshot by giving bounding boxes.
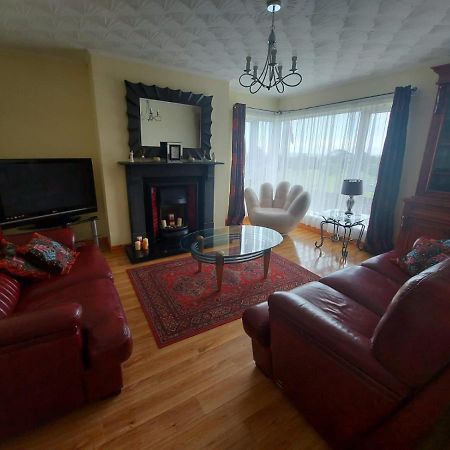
[196,235,204,272]
[263,249,271,278]
[216,251,225,291]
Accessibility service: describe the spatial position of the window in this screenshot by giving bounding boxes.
[245,96,392,229]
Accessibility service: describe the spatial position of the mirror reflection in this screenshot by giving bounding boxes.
[139,98,201,148]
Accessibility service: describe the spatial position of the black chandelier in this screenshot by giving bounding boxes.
[239,0,302,94]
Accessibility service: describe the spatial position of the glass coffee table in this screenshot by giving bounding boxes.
[181,225,283,291]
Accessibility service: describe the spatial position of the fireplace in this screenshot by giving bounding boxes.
[146,183,197,249]
[119,161,221,263]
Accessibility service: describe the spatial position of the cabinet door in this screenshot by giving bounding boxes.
[428,84,450,192]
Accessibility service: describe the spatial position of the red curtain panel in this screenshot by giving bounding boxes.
[226,103,246,225]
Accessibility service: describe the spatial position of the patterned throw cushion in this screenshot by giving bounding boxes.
[397,237,450,276]
[0,254,49,279]
[18,233,78,275]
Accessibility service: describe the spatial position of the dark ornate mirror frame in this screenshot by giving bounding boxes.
[125,80,213,158]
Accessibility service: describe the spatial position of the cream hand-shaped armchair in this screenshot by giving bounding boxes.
[244,182,311,234]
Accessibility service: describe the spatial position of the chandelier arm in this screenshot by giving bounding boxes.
[239,72,256,88]
[258,51,273,89]
[250,79,265,94]
[274,78,285,93]
[280,72,303,87]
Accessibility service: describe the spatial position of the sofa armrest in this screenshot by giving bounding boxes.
[269,291,368,356]
[0,304,82,348]
[268,292,407,396]
[5,227,76,250]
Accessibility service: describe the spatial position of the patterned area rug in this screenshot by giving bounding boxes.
[128,253,319,348]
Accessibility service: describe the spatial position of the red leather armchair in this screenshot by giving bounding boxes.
[0,228,132,438]
[243,248,450,449]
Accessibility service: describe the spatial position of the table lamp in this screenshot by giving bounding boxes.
[341,179,363,215]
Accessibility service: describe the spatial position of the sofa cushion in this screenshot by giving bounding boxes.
[18,233,78,275]
[6,228,75,250]
[0,254,49,280]
[320,266,400,316]
[16,278,132,368]
[0,273,21,319]
[361,250,410,285]
[288,281,380,338]
[396,237,450,276]
[21,244,112,301]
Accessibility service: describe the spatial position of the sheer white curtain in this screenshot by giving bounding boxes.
[245,96,393,229]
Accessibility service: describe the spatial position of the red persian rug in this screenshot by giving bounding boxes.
[128,253,319,347]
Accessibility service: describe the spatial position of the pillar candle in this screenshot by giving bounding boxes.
[161,219,167,228]
[142,238,149,250]
[134,240,141,251]
[176,217,182,227]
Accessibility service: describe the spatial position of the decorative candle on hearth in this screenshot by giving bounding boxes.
[176,217,182,227]
[161,219,167,228]
[142,238,149,251]
[168,213,175,227]
[134,240,141,251]
[136,235,143,242]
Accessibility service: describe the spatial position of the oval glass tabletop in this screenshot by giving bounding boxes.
[180,225,283,263]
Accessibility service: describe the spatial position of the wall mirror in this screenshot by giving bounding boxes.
[125,81,213,159]
[139,99,201,148]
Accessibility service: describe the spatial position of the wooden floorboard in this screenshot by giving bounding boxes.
[0,226,370,450]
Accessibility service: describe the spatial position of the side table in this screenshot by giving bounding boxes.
[314,210,367,260]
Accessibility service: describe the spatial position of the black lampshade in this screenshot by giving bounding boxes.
[341,179,363,196]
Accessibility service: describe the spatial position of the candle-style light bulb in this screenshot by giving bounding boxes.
[245,56,251,72]
[291,55,297,72]
[278,64,283,80]
[253,65,258,80]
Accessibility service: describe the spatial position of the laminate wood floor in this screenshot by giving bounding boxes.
[1,226,370,450]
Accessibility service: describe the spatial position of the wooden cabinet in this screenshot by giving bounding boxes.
[397,64,450,252]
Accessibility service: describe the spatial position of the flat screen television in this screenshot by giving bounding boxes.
[0,158,97,228]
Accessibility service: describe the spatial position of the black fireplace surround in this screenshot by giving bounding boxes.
[120,161,221,263]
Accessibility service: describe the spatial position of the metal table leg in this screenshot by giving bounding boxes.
[90,217,100,247]
[315,220,326,248]
[341,226,353,260]
[356,224,366,250]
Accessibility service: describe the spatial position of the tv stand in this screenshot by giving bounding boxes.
[20,216,99,247]
[31,215,81,229]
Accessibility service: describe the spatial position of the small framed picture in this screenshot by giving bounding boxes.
[167,142,182,163]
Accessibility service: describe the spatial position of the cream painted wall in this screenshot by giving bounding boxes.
[258,66,439,239]
[229,90,279,111]
[0,48,107,240]
[89,52,232,246]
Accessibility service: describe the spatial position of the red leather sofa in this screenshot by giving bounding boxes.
[243,247,450,449]
[0,228,132,438]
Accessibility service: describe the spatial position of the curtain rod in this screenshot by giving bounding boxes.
[247,86,417,114]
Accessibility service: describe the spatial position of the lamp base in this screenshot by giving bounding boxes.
[345,195,355,215]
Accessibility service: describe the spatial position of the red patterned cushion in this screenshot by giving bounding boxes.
[18,233,78,275]
[0,254,49,279]
[396,237,450,276]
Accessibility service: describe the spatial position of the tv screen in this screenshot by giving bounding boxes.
[0,158,97,228]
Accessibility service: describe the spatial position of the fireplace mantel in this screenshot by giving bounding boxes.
[119,160,223,262]
[118,160,223,166]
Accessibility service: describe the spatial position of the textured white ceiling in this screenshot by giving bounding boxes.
[1,0,450,95]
